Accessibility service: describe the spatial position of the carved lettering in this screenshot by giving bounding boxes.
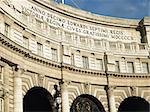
[22,5,136,42]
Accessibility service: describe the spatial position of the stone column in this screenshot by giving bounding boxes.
[107,86,116,112]
[61,81,69,112]
[3,64,10,112]
[13,66,24,112]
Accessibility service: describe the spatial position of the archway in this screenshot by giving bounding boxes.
[70,94,106,112]
[118,96,150,112]
[23,87,55,112]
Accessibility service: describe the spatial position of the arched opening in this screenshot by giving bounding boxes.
[23,87,54,112]
[118,96,150,112]
[70,94,106,112]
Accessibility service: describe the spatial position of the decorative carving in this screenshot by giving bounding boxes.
[12,65,25,78]
[84,82,90,94]
[130,86,137,96]
[12,65,26,77]
[76,99,91,112]
[72,97,101,112]
[38,74,45,87]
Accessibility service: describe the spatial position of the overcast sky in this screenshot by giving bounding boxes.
[55,0,150,19]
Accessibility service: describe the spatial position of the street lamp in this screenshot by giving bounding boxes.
[53,84,61,112]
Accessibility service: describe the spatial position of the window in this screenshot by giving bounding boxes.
[37,43,43,56]
[65,32,72,43]
[0,98,3,112]
[51,48,57,61]
[80,37,86,46]
[96,59,103,70]
[22,13,28,22]
[4,23,10,37]
[125,43,130,50]
[23,36,29,49]
[36,19,42,28]
[73,36,78,44]
[82,56,89,69]
[127,62,134,73]
[0,66,2,80]
[142,62,149,73]
[115,61,120,72]
[110,42,116,50]
[94,40,101,48]
[71,53,74,65]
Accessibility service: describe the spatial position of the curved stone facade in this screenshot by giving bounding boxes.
[0,0,150,112]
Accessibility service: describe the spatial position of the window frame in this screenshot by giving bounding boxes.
[51,48,58,61]
[142,62,149,73]
[37,42,43,56]
[82,56,89,69]
[127,61,134,73]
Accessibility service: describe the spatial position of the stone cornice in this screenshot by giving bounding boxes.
[107,72,150,78]
[62,64,106,77]
[0,33,150,78]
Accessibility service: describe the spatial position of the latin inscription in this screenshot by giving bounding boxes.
[22,4,135,41]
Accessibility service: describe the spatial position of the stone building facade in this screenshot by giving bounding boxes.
[0,0,150,112]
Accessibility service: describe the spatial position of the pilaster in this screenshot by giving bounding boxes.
[106,86,117,112]
[13,65,24,112]
[3,64,10,112]
[61,80,70,112]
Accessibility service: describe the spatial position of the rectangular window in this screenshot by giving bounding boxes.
[142,62,149,73]
[115,61,120,72]
[82,56,89,69]
[23,36,29,49]
[109,42,116,50]
[0,98,3,112]
[37,43,43,56]
[4,23,10,37]
[125,43,130,50]
[65,32,72,43]
[51,48,57,61]
[71,53,74,65]
[36,19,42,28]
[127,62,134,73]
[94,40,101,48]
[0,66,2,80]
[80,37,86,46]
[96,59,103,70]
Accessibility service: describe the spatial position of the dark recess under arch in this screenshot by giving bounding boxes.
[70,94,106,112]
[118,96,150,112]
[23,87,55,112]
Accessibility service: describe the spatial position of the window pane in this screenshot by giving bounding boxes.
[4,23,10,37]
[82,56,89,69]
[96,59,103,70]
[127,62,134,73]
[37,43,43,56]
[71,54,74,65]
[36,19,42,28]
[142,62,149,73]
[115,61,120,72]
[51,48,57,61]
[23,36,29,49]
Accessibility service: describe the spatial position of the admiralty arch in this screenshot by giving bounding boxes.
[0,0,150,112]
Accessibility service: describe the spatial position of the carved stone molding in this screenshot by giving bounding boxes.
[130,86,137,96]
[84,82,90,94]
[12,65,25,78]
[38,74,45,87]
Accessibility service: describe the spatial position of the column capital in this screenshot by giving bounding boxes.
[13,65,25,77]
[105,86,116,91]
[61,80,71,87]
